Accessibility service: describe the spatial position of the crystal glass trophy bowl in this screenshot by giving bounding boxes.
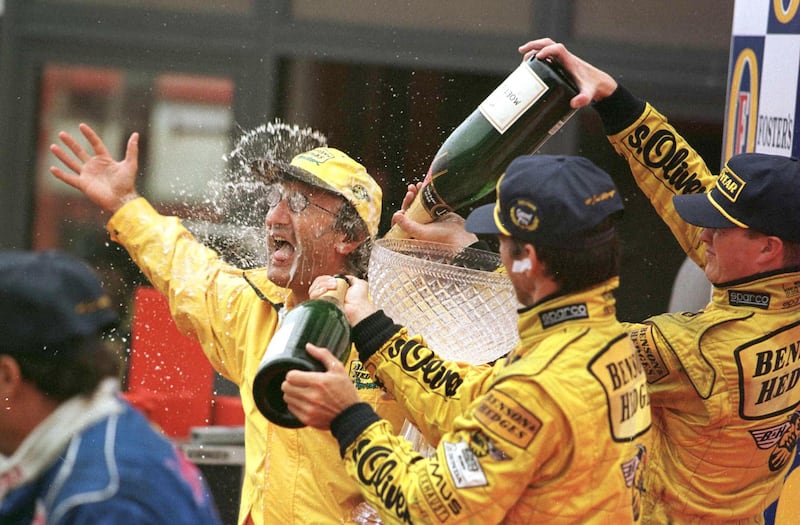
[368,238,519,365]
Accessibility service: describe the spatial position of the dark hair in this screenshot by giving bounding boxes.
[785,240,800,268]
[333,200,372,279]
[510,216,621,294]
[4,338,120,401]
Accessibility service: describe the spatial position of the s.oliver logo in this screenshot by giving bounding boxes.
[388,339,464,397]
[352,439,411,523]
[624,126,706,195]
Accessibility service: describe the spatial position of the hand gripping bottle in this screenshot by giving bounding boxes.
[253,275,351,428]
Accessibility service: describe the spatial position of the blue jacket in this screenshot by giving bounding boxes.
[0,400,221,525]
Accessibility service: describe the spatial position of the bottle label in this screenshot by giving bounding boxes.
[420,182,452,217]
[478,62,549,134]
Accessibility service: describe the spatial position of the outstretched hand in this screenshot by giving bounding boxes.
[518,37,618,109]
[282,343,361,430]
[50,123,141,214]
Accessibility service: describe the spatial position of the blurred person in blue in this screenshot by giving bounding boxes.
[0,250,221,525]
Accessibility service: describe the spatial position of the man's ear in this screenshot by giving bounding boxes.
[758,236,785,267]
[334,234,366,256]
[0,355,23,395]
[510,244,536,274]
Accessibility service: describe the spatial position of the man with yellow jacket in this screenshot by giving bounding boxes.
[49,123,403,524]
[284,154,653,524]
[525,38,800,523]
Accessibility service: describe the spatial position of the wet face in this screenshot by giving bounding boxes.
[264,180,348,294]
[700,227,768,284]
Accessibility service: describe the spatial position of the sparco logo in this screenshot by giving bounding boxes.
[539,303,588,328]
[728,290,771,309]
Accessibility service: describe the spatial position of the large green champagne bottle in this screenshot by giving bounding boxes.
[385,56,578,238]
[252,276,351,428]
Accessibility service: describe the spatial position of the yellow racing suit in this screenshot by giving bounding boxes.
[106,198,404,524]
[594,87,800,523]
[330,277,652,524]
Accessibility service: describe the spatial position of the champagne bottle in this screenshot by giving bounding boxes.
[253,276,351,428]
[385,56,579,238]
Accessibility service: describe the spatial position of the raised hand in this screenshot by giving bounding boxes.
[50,123,141,213]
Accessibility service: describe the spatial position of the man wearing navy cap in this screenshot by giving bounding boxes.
[280,154,653,524]
[0,250,221,525]
[524,38,800,523]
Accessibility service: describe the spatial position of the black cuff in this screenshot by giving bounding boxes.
[468,239,491,252]
[352,310,402,362]
[453,240,500,271]
[591,84,647,136]
[330,402,381,457]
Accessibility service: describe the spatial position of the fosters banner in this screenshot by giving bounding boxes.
[724,0,800,160]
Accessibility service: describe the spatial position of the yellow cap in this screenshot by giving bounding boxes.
[255,147,382,238]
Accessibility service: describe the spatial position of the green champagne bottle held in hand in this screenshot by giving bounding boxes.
[253,276,351,428]
[385,56,578,238]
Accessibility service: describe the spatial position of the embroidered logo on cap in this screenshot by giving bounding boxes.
[509,199,540,231]
[295,149,336,165]
[717,168,746,203]
[352,184,370,202]
[585,189,617,206]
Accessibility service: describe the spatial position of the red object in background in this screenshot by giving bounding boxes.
[124,286,243,438]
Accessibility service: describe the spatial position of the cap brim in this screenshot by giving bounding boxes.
[673,193,738,229]
[465,204,501,235]
[253,159,341,196]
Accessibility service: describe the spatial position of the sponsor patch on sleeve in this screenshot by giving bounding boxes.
[442,440,488,489]
[348,359,380,390]
[474,389,542,449]
[629,326,669,383]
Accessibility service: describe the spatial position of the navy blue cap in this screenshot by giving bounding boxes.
[673,153,800,242]
[0,251,118,353]
[465,155,624,246]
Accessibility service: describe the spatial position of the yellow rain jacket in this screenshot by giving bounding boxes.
[107,198,403,524]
